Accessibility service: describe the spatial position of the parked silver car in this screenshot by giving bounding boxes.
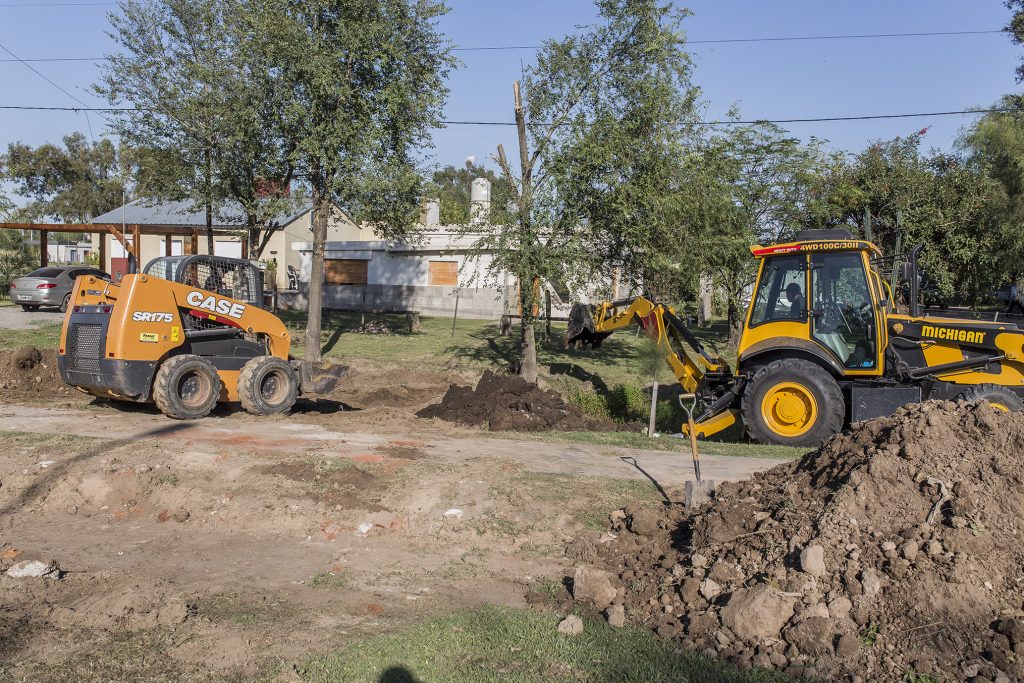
[9,266,110,313]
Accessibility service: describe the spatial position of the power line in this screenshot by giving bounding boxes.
[0,2,113,6]
[0,104,1010,125]
[0,57,103,63]
[0,42,105,116]
[450,28,1005,51]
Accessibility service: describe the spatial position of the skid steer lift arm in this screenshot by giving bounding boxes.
[565,297,739,438]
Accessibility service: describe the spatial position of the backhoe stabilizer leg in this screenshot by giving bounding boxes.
[682,408,740,440]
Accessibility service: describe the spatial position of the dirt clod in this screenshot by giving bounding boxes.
[571,401,1024,682]
[416,370,623,432]
[557,614,584,635]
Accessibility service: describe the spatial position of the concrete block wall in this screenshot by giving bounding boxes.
[278,284,515,320]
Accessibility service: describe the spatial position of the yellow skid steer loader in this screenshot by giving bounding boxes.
[567,229,1024,446]
[58,255,345,419]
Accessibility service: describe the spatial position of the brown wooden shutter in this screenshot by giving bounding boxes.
[325,259,368,285]
[429,260,458,286]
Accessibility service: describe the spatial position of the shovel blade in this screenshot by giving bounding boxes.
[296,361,350,395]
[565,303,611,348]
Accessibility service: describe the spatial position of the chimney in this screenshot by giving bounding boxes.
[470,178,491,224]
[421,199,440,227]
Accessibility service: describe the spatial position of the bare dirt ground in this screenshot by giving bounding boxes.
[0,353,783,681]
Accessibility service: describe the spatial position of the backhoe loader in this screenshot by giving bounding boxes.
[567,229,1024,446]
[58,254,346,419]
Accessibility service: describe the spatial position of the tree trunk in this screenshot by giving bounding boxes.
[727,296,742,348]
[205,148,214,255]
[305,186,329,362]
[406,311,421,334]
[519,313,538,383]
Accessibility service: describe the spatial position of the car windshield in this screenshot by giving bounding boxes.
[25,268,65,278]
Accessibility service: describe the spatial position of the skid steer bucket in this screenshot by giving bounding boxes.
[565,303,613,348]
[295,361,351,395]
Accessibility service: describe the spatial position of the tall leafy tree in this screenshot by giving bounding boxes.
[98,0,296,257]
[248,0,455,361]
[1,133,127,222]
[471,0,699,382]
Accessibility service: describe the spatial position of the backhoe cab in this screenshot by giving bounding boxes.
[58,255,347,419]
[568,229,1024,446]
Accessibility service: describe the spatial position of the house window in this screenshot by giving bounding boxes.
[429,261,458,286]
[326,259,368,285]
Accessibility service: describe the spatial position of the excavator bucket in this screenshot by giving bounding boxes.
[297,361,351,395]
[565,303,613,348]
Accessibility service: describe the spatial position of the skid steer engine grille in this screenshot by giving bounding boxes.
[67,323,103,372]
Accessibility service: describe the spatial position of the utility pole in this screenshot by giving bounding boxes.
[512,80,537,383]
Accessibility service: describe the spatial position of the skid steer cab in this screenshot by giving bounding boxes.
[568,228,1024,446]
[58,255,347,419]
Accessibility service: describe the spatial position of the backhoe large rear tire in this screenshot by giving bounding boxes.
[153,354,222,420]
[741,359,844,447]
[238,356,297,416]
[957,384,1024,413]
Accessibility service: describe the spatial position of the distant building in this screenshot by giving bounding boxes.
[91,199,362,287]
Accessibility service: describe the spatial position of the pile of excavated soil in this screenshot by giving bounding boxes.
[417,369,625,432]
[565,401,1024,682]
[0,346,65,393]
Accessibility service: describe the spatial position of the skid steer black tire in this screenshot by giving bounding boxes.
[957,384,1024,413]
[741,358,845,447]
[153,354,222,420]
[238,356,297,416]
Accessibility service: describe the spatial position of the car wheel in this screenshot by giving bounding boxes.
[59,293,71,313]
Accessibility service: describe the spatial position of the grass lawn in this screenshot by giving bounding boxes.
[300,606,791,683]
[0,322,62,349]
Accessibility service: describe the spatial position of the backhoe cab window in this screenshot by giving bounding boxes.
[810,252,876,368]
[750,255,807,325]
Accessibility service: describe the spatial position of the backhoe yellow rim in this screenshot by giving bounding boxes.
[989,401,1010,413]
[761,382,818,438]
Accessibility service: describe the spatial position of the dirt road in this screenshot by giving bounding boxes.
[0,404,777,485]
[0,305,64,330]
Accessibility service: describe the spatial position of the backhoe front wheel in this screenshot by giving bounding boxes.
[957,384,1024,413]
[238,356,297,416]
[742,359,845,447]
[153,354,222,420]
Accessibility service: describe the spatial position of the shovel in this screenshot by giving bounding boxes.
[680,393,715,508]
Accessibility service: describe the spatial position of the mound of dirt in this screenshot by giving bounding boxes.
[568,401,1024,682]
[417,369,623,432]
[0,346,64,392]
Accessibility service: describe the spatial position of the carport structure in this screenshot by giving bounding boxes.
[0,222,207,271]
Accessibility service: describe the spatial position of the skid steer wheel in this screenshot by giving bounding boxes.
[238,356,298,416]
[153,354,222,420]
[957,384,1024,413]
[742,359,845,447]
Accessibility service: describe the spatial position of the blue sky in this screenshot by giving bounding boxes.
[0,0,1019,174]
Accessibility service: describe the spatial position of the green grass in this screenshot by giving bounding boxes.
[0,321,62,349]
[299,606,791,683]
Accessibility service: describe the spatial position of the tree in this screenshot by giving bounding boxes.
[471,0,699,382]
[679,123,830,343]
[0,193,38,289]
[425,161,515,226]
[98,0,297,257]
[250,0,455,362]
[1,133,128,222]
[1006,0,1024,81]
[814,130,1007,305]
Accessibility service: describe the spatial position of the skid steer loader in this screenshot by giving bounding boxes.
[567,229,1024,446]
[58,254,346,419]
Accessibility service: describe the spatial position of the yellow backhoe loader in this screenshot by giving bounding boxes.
[58,255,346,419]
[567,229,1024,446]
